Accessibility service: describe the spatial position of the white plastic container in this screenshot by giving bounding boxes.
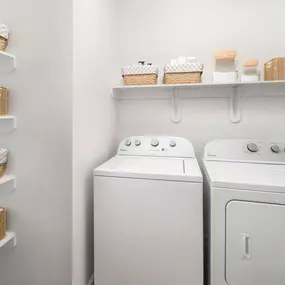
[213,71,238,84]
[241,74,260,83]
[241,60,260,82]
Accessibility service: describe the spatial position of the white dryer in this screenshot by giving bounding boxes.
[202,139,285,285]
[94,136,203,285]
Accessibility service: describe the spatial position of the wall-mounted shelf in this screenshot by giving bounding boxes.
[0,232,16,249]
[0,116,17,129]
[0,51,16,72]
[0,175,16,190]
[112,81,285,123]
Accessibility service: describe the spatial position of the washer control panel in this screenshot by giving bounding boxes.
[118,136,195,158]
[204,139,285,164]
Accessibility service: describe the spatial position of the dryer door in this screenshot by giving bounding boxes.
[226,200,285,285]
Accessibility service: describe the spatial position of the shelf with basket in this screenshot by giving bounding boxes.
[112,80,285,124]
[0,232,16,249]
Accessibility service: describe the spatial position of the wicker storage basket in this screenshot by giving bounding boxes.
[0,207,7,240]
[0,36,7,52]
[164,62,203,84]
[122,64,158,86]
[0,87,8,116]
[0,23,9,52]
[215,50,237,61]
[123,74,157,86]
[264,58,285,81]
[0,149,8,177]
[0,162,7,178]
[164,72,201,84]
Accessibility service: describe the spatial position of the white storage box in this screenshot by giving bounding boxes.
[213,72,238,84]
[122,64,158,86]
[241,74,260,83]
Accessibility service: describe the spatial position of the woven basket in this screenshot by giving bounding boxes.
[0,36,8,52]
[164,72,202,84]
[0,207,7,241]
[0,87,8,116]
[264,58,285,81]
[123,74,157,86]
[0,162,7,178]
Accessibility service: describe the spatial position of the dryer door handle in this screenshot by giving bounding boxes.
[241,233,251,260]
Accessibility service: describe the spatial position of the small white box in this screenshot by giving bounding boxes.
[213,72,239,83]
[241,74,260,83]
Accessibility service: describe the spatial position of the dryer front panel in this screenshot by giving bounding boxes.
[226,200,285,285]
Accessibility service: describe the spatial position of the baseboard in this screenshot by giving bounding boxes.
[87,274,94,285]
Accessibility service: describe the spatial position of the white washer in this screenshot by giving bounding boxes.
[94,136,203,285]
[202,139,285,285]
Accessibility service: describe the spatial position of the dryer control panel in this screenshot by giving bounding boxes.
[204,139,285,164]
[118,136,195,158]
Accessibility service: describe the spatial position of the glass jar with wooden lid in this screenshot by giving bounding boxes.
[0,87,8,116]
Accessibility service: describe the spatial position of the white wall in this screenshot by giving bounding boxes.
[0,0,73,284]
[73,0,117,284]
[116,0,285,155]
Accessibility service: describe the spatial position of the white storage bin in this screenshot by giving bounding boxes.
[241,74,260,83]
[213,72,238,84]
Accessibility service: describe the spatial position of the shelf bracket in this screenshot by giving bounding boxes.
[13,176,17,189]
[13,117,17,129]
[13,234,17,247]
[171,87,181,123]
[230,86,241,123]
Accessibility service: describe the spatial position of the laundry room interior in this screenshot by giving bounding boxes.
[1,0,285,285]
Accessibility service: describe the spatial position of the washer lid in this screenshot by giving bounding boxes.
[203,160,285,193]
[94,156,202,182]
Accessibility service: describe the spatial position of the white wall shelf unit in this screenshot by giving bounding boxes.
[0,175,16,190]
[112,81,285,123]
[0,232,16,249]
[0,116,17,129]
[0,51,16,72]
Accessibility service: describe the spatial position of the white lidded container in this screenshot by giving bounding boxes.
[213,50,239,83]
[241,60,260,83]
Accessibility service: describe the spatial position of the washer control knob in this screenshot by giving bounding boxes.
[151,139,159,147]
[135,140,141,146]
[125,139,131,147]
[271,145,281,153]
[169,141,176,147]
[247,143,259,153]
